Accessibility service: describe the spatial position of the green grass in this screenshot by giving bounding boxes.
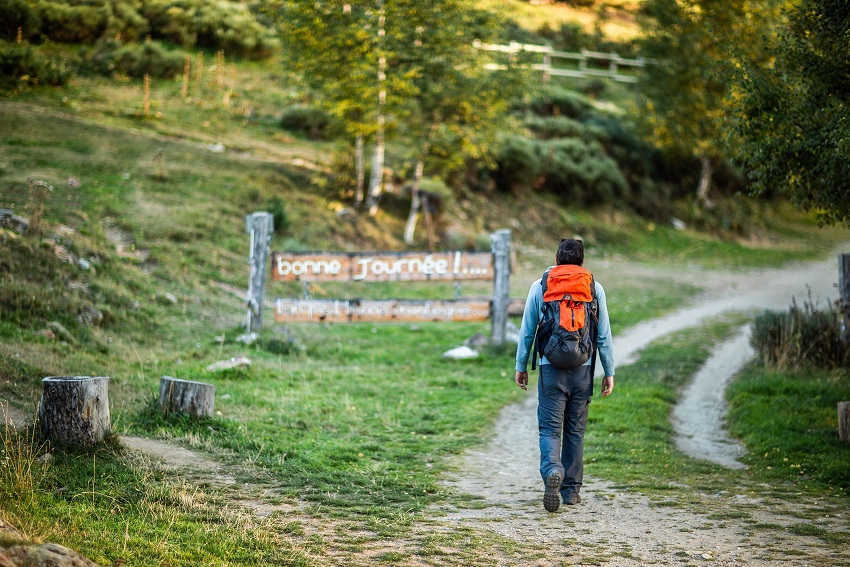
[726,364,850,495]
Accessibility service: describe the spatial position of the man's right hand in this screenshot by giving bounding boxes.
[515,370,528,390]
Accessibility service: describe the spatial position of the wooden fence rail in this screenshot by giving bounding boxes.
[474,40,646,84]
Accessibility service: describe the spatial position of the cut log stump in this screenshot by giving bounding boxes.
[39,376,111,447]
[159,376,215,418]
[839,402,850,444]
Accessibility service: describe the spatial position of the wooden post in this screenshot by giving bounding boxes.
[159,376,215,418]
[543,53,551,86]
[246,212,274,332]
[839,402,850,444]
[838,254,850,339]
[40,377,110,446]
[490,229,511,346]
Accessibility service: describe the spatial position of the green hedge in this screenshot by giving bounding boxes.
[0,40,71,88]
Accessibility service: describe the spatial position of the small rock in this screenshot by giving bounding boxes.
[0,209,29,233]
[153,292,178,305]
[77,258,91,270]
[47,321,76,344]
[701,553,713,560]
[504,321,520,344]
[409,325,420,332]
[67,176,81,189]
[206,356,251,372]
[463,333,489,348]
[77,305,104,327]
[52,244,76,264]
[671,217,686,231]
[37,453,53,464]
[208,142,226,153]
[6,543,100,567]
[235,332,259,345]
[35,329,57,341]
[218,393,232,400]
[443,346,479,360]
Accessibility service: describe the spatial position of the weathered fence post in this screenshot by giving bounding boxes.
[159,376,215,418]
[490,229,511,346]
[246,211,274,332]
[839,402,850,444]
[838,253,850,337]
[40,376,111,446]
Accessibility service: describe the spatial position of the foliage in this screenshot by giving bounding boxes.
[0,40,71,88]
[141,0,275,59]
[0,0,41,41]
[493,133,541,192]
[637,0,783,198]
[264,195,290,234]
[540,138,628,204]
[4,0,273,58]
[750,298,846,369]
[279,105,332,140]
[729,0,850,225]
[114,40,185,78]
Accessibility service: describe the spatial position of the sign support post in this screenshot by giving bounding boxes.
[246,212,274,332]
[490,229,511,346]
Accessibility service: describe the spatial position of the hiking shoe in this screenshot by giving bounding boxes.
[543,472,562,512]
[563,492,581,506]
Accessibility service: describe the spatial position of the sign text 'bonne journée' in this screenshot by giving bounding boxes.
[271,251,493,283]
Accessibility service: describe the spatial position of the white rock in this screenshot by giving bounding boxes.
[206,356,251,372]
[443,346,479,360]
[671,217,687,231]
[463,333,488,348]
[208,142,226,153]
[235,332,259,345]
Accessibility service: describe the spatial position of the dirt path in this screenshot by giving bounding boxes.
[441,253,849,566]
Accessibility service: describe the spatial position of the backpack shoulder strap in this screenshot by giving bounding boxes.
[540,267,552,300]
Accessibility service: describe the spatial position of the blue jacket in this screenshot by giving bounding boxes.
[515,271,615,376]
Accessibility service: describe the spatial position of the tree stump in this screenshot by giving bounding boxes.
[39,376,111,447]
[159,376,215,418]
[839,402,850,444]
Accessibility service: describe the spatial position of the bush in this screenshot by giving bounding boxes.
[112,40,184,78]
[0,40,71,88]
[0,0,41,41]
[141,0,275,59]
[539,138,628,205]
[279,105,332,139]
[524,115,588,140]
[526,88,592,118]
[35,0,110,43]
[493,134,542,192]
[751,298,846,369]
[264,195,290,234]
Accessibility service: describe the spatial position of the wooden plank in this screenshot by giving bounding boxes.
[274,298,491,323]
[490,230,511,345]
[271,251,493,283]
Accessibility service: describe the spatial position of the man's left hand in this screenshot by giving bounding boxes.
[601,375,614,397]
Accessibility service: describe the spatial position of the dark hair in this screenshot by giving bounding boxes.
[556,238,584,266]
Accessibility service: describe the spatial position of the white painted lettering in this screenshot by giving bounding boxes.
[354,257,371,280]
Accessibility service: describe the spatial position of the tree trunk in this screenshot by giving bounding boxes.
[696,155,714,205]
[159,376,215,418]
[40,376,111,447]
[421,193,436,252]
[404,159,426,245]
[839,402,850,444]
[354,133,365,206]
[367,121,385,217]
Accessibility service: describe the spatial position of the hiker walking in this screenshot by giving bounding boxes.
[514,238,615,512]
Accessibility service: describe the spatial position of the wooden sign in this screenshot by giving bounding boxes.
[271,251,492,283]
[274,298,491,323]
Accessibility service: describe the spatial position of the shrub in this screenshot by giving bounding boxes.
[0,40,71,88]
[113,40,184,78]
[264,195,290,234]
[140,0,275,59]
[524,115,587,140]
[526,87,592,118]
[539,138,628,205]
[35,0,110,43]
[0,0,41,41]
[279,105,332,139]
[750,298,846,369]
[493,134,542,192]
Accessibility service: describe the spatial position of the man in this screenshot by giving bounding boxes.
[514,238,615,512]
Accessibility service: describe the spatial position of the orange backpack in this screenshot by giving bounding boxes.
[532,264,598,370]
